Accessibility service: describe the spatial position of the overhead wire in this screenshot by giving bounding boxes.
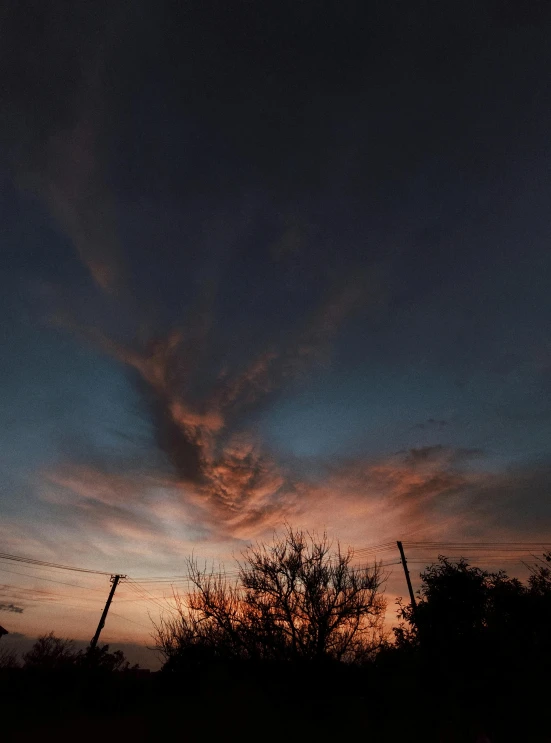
[0,551,112,576]
[2,540,547,582]
[132,544,399,585]
[404,541,551,550]
[116,581,159,610]
[125,580,179,616]
[135,570,242,584]
[130,541,401,584]
[2,540,548,621]
[0,565,109,592]
[109,611,152,631]
[353,541,398,553]
[0,581,115,607]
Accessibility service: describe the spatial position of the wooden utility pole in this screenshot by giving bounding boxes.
[90,574,125,650]
[397,541,417,622]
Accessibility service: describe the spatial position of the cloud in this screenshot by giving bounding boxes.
[44,109,123,292]
[41,465,199,558]
[2,1,125,293]
[53,265,377,542]
[401,445,484,466]
[0,604,24,614]
[291,446,485,544]
[41,441,485,548]
[4,2,390,545]
[463,461,551,537]
[413,418,448,430]
[28,440,551,624]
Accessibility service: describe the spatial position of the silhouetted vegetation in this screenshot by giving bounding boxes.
[23,632,79,671]
[0,645,19,670]
[395,552,551,661]
[382,552,551,742]
[2,548,551,741]
[154,526,386,670]
[20,631,136,673]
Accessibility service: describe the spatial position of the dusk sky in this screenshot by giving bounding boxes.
[1,1,551,666]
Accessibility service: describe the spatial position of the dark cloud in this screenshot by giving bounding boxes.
[403,446,484,467]
[413,418,448,430]
[61,266,378,534]
[0,603,24,614]
[466,461,551,536]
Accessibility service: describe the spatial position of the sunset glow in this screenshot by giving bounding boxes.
[2,1,551,675]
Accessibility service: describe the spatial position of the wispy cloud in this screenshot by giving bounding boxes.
[0,603,24,614]
[39,442,484,548]
[6,2,125,294]
[413,418,449,430]
[44,108,122,292]
[51,266,375,537]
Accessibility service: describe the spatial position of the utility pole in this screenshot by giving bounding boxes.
[90,574,126,650]
[397,541,417,622]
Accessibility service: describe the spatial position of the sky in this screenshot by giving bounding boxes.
[1,1,551,667]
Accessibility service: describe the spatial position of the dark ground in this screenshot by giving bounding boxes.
[1,660,549,743]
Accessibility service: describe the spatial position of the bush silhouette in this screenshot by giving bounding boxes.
[23,633,78,671]
[22,632,134,673]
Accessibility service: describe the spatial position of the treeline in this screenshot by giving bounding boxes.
[1,527,551,742]
[0,633,138,672]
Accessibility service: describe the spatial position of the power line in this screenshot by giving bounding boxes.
[354,542,398,553]
[3,592,113,613]
[0,581,111,606]
[124,583,167,606]
[135,573,240,585]
[125,580,179,616]
[0,565,108,592]
[134,558,400,586]
[0,552,112,576]
[109,611,152,631]
[130,541,400,584]
[404,542,551,549]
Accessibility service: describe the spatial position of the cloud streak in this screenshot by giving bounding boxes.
[55,264,376,538]
[42,440,521,549]
[0,603,24,614]
[3,1,125,293]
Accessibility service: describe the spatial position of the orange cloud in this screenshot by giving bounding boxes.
[41,443,491,555]
[57,269,375,537]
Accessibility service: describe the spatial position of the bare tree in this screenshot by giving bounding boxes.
[527,551,551,595]
[0,646,19,669]
[154,526,386,668]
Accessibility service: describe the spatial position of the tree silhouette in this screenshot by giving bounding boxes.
[0,645,19,669]
[23,632,78,671]
[80,643,135,671]
[155,526,386,670]
[22,632,134,672]
[395,554,551,654]
[388,555,551,742]
[527,550,551,595]
[395,557,527,650]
